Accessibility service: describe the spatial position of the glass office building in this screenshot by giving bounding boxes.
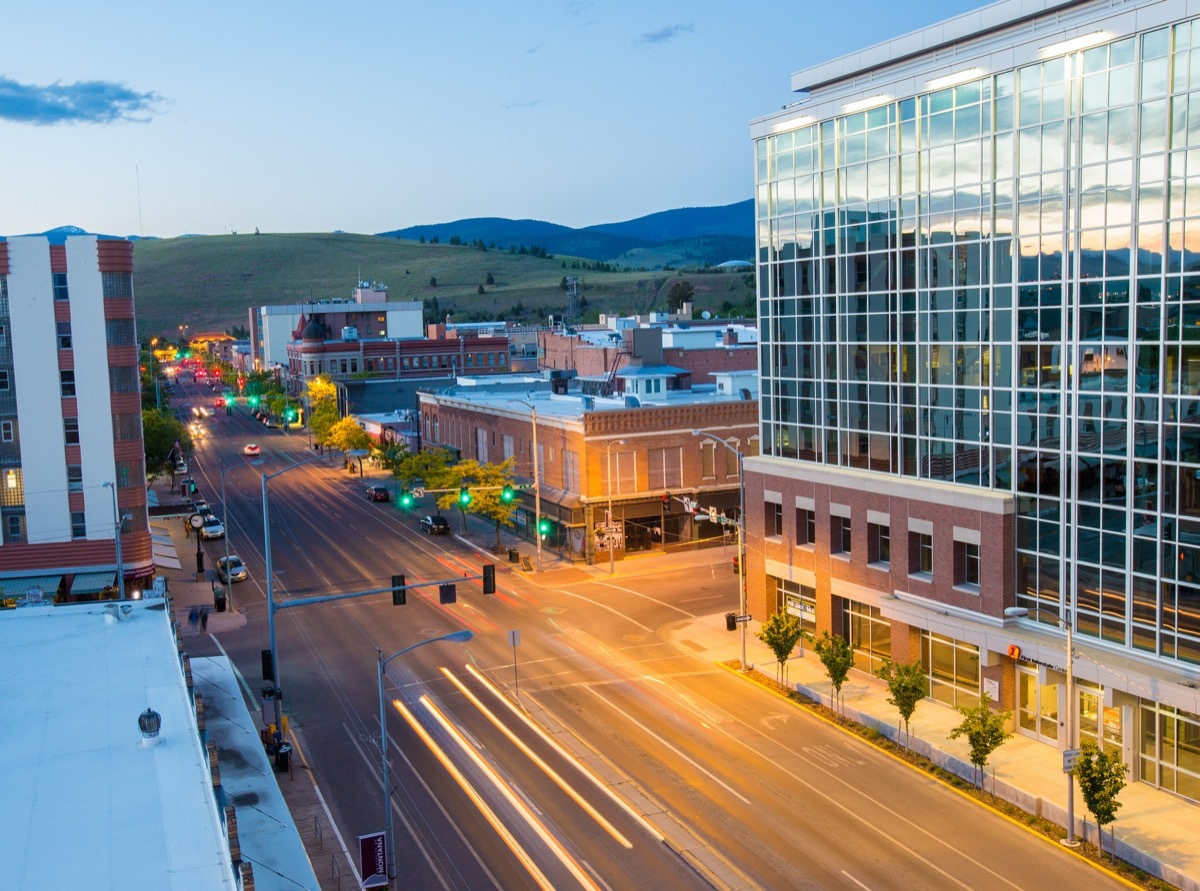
[749,0,1200,801]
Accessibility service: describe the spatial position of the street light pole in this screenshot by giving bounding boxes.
[509,400,542,572]
[692,431,747,670]
[1005,604,1079,846]
[102,481,127,600]
[221,461,232,614]
[378,630,473,881]
[606,439,627,575]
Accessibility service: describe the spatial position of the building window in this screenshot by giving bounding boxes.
[110,366,139,393]
[701,442,716,479]
[67,465,83,491]
[0,325,6,346]
[957,541,981,587]
[830,515,852,555]
[100,271,133,300]
[647,447,683,489]
[1,421,12,442]
[105,319,136,346]
[71,511,87,539]
[60,370,76,397]
[766,501,783,537]
[773,576,817,637]
[910,532,933,575]
[869,523,890,566]
[845,600,892,675]
[921,631,980,708]
[0,370,8,391]
[796,508,815,546]
[52,273,69,301]
[6,514,23,542]
[57,321,72,350]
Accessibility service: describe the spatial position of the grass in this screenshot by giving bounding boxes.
[132,232,756,339]
[726,661,1178,891]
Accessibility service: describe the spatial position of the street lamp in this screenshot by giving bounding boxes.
[378,629,473,881]
[102,481,130,600]
[692,430,747,671]
[263,448,369,739]
[508,400,542,572]
[1005,604,1080,847]
[605,439,627,575]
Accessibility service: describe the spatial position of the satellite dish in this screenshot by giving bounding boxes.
[701,310,712,320]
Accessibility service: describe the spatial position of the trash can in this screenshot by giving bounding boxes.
[213,585,227,612]
[274,742,293,771]
[508,548,520,563]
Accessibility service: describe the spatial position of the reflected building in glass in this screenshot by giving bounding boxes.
[747,0,1200,803]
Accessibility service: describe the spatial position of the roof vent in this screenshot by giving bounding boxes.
[138,707,162,747]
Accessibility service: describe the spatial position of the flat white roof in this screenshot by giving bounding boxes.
[0,600,236,889]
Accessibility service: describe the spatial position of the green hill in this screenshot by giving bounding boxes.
[131,232,756,339]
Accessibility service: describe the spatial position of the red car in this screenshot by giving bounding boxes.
[243,443,261,456]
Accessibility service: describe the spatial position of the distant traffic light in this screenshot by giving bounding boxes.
[399,489,414,510]
[501,485,515,503]
[248,395,259,407]
[482,564,496,594]
[538,517,550,536]
[391,574,406,606]
[458,486,472,507]
[439,583,457,604]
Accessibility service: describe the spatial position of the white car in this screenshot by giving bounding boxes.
[199,516,225,540]
[217,555,248,583]
[243,443,261,457]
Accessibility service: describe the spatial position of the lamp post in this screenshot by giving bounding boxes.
[508,400,542,572]
[1005,604,1079,847]
[263,449,369,737]
[605,439,627,575]
[692,431,746,671]
[378,629,473,881]
[102,481,129,600]
[220,460,232,614]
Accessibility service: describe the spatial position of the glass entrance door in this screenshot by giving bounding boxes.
[1017,665,1059,744]
[1078,683,1122,754]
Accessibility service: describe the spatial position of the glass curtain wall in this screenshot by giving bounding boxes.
[756,18,1200,668]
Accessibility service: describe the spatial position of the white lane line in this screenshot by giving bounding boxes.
[842,870,871,890]
[440,667,631,848]
[552,589,654,633]
[464,664,665,841]
[591,581,695,618]
[581,685,751,805]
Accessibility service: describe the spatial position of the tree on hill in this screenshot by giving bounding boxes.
[486,272,495,285]
[667,280,695,313]
[429,276,438,287]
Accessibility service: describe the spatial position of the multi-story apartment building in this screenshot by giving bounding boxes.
[749,0,1200,803]
[0,235,153,600]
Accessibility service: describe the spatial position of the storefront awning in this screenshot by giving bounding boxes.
[1,575,63,600]
[70,571,117,595]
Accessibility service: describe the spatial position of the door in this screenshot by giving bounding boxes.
[1016,665,1059,744]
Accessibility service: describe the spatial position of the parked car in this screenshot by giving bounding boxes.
[216,555,249,583]
[263,416,279,428]
[420,515,451,535]
[243,443,261,456]
[366,485,390,502]
[199,516,225,540]
[175,460,189,474]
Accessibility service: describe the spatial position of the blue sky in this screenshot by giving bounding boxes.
[2,0,972,237]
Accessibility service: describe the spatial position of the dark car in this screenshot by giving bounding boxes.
[420,515,451,535]
[366,485,390,502]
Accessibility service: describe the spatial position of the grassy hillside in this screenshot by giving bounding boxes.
[131,232,756,339]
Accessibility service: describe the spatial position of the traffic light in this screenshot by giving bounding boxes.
[662,492,670,506]
[391,574,406,606]
[262,649,274,680]
[399,489,414,510]
[482,564,496,594]
[248,395,259,407]
[439,583,457,604]
[189,481,197,494]
[458,486,472,507]
[501,485,515,503]
[725,612,738,632]
[538,517,550,536]
[286,407,297,421]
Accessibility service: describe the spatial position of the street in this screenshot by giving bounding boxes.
[174,377,1128,890]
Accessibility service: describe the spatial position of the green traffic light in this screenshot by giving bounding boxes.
[501,485,515,503]
[400,490,414,509]
[458,486,472,507]
[538,518,549,534]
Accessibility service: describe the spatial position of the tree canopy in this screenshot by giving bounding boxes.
[142,409,190,482]
[757,611,804,685]
[812,631,855,714]
[435,457,517,549]
[948,695,1012,790]
[875,661,927,746]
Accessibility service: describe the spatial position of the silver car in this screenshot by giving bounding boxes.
[217,555,248,583]
[200,516,225,540]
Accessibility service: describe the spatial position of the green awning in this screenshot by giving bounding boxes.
[1,575,63,599]
[70,571,117,595]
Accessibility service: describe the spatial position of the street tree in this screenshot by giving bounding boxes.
[1073,739,1128,860]
[325,417,374,471]
[948,694,1013,792]
[757,611,804,686]
[812,631,855,716]
[142,409,190,482]
[435,458,517,548]
[309,403,340,448]
[373,441,409,497]
[306,374,337,411]
[397,447,454,492]
[875,661,927,747]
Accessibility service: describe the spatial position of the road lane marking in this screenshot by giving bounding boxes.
[415,696,603,891]
[842,870,871,890]
[580,685,751,805]
[591,581,695,618]
[393,698,558,891]
[440,667,632,848]
[551,589,654,633]
[464,664,664,842]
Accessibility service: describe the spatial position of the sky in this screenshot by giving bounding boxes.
[2,0,973,238]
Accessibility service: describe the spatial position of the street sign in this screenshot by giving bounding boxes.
[507,629,521,647]
[413,486,425,498]
[1063,747,1082,773]
[358,832,387,887]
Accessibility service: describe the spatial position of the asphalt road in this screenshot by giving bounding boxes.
[175,376,1128,891]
